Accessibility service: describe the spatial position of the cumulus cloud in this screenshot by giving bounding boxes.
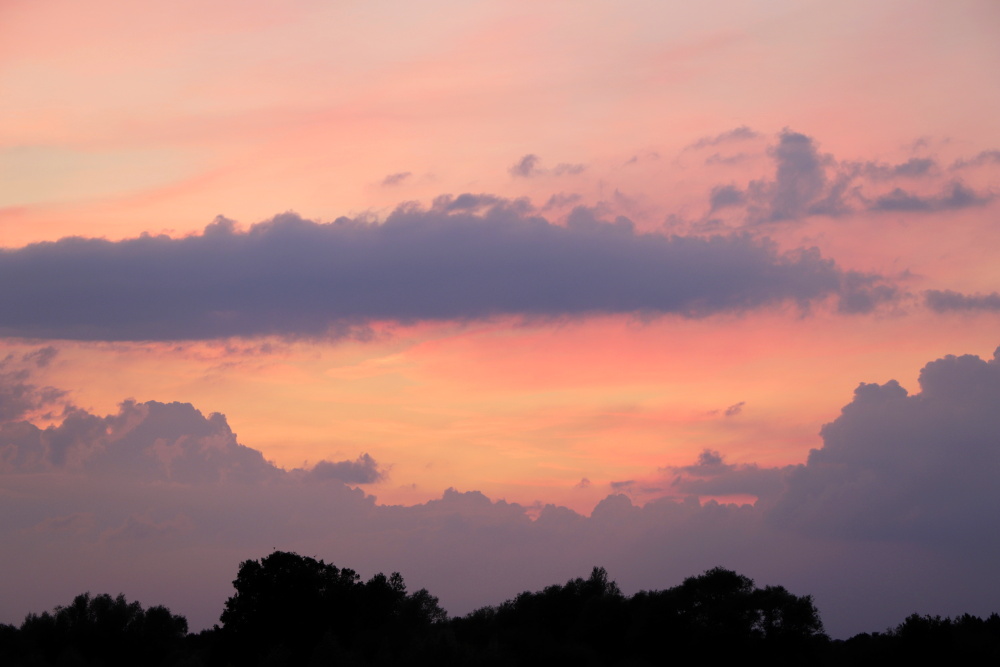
[663,449,789,502]
[704,131,994,224]
[770,347,1000,545]
[924,290,1000,312]
[0,398,279,483]
[302,453,386,484]
[868,181,993,212]
[0,203,888,341]
[747,130,834,222]
[4,347,1000,637]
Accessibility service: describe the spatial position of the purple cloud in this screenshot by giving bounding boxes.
[925,290,1000,312]
[4,347,1000,638]
[869,181,992,212]
[303,453,386,485]
[508,154,541,177]
[771,347,1000,545]
[381,172,412,187]
[0,203,889,341]
[687,126,760,150]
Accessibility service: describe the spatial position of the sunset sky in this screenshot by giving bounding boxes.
[2,0,1000,638]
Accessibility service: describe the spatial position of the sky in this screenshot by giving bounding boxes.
[2,0,1000,639]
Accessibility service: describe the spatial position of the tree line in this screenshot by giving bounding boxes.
[1,550,998,665]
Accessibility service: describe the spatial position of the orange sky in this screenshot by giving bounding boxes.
[2,0,999,514]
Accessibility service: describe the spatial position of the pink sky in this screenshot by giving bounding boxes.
[2,0,1000,638]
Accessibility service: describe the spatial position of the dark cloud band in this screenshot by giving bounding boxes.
[0,204,883,341]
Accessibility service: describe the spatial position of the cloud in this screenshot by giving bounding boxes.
[0,397,280,482]
[951,150,1000,170]
[0,204,888,341]
[509,154,541,177]
[687,126,760,150]
[551,163,586,176]
[868,181,992,212]
[749,130,831,222]
[709,185,745,211]
[770,347,1000,545]
[0,351,68,423]
[924,290,1000,312]
[542,192,582,209]
[703,131,993,224]
[4,347,1000,638]
[381,172,412,187]
[303,453,386,484]
[663,449,789,502]
[723,401,745,417]
[508,155,585,178]
[862,157,938,180]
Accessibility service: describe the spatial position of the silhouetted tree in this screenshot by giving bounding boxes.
[219,550,446,665]
[13,592,187,666]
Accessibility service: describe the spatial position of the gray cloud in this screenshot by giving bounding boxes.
[687,126,760,150]
[0,398,279,483]
[542,192,582,209]
[924,289,1000,312]
[869,181,993,212]
[723,401,745,417]
[748,130,831,222]
[381,172,412,187]
[0,203,886,341]
[508,155,585,178]
[4,347,1000,638]
[663,449,789,502]
[0,351,68,423]
[951,150,1000,170]
[508,154,541,177]
[709,184,745,210]
[862,157,937,180]
[705,131,994,224]
[551,163,586,176]
[303,453,386,484]
[770,347,1000,545]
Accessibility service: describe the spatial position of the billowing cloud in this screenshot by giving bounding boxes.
[663,449,789,502]
[746,130,838,222]
[0,398,279,483]
[924,290,1000,313]
[0,204,889,341]
[3,347,1000,638]
[770,347,1000,545]
[302,453,386,484]
[704,131,996,224]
